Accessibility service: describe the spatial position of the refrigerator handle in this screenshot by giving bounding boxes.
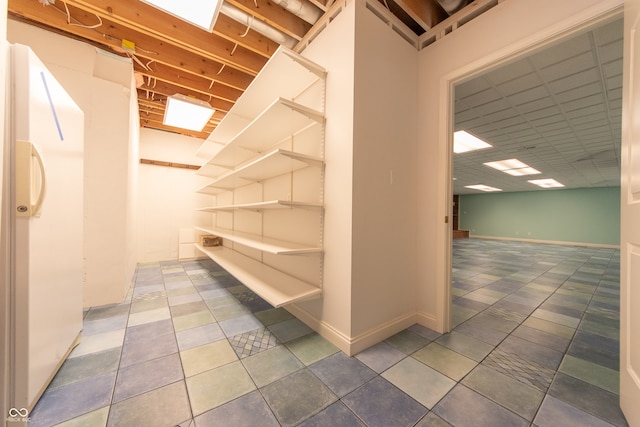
[15,140,47,217]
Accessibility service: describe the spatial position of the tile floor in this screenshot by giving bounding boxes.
[28,239,628,426]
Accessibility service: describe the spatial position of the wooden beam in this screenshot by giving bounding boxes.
[140,158,201,170]
[393,0,447,31]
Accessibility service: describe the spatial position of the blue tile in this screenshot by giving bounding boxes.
[342,376,427,427]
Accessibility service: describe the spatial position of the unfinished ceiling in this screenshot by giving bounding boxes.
[7,0,498,140]
[454,17,623,194]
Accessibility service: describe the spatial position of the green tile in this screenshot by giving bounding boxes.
[127,307,171,327]
[173,310,215,332]
[382,357,455,409]
[412,343,477,381]
[210,303,250,321]
[50,348,121,389]
[129,298,168,314]
[435,331,494,362]
[55,407,109,427]
[578,319,619,340]
[254,308,294,326]
[559,355,619,394]
[285,333,339,365]
[180,340,238,377]
[462,365,544,421]
[186,361,256,416]
[522,317,576,340]
[243,346,304,387]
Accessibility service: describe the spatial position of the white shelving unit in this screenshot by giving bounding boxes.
[194,46,326,307]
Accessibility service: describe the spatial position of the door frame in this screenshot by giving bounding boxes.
[437,2,624,333]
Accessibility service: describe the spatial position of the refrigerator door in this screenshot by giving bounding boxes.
[9,44,84,411]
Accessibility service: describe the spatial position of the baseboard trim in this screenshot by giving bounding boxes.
[285,305,422,356]
[470,235,620,250]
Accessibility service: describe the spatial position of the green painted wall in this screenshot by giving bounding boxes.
[459,187,620,246]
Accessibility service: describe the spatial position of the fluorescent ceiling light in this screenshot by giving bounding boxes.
[454,131,492,153]
[141,0,222,32]
[528,178,565,188]
[465,184,502,192]
[164,94,215,132]
[484,158,541,176]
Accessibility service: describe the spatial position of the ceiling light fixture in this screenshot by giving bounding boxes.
[484,158,541,176]
[163,94,215,132]
[465,184,503,192]
[453,131,492,153]
[528,178,565,188]
[140,0,222,32]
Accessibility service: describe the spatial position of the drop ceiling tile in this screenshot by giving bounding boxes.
[530,34,592,67]
[485,59,536,85]
[513,97,556,113]
[495,72,543,97]
[455,77,493,98]
[537,51,597,82]
[555,82,603,104]
[548,68,600,93]
[459,87,502,106]
[560,94,605,113]
[507,85,550,106]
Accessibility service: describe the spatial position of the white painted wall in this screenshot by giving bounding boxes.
[416,0,624,332]
[290,0,419,354]
[137,128,211,262]
[8,20,139,308]
[350,1,419,343]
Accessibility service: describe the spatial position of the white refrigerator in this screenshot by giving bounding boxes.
[1,43,84,413]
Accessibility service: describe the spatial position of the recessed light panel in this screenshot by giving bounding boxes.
[453,131,492,153]
[141,0,222,32]
[528,178,565,188]
[465,184,503,192]
[484,159,541,176]
[163,94,215,132]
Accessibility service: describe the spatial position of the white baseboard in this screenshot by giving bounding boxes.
[470,235,620,250]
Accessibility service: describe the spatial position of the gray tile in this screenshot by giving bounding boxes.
[218,313,263,337]
[309,352,377,397]
[29,372,116,427]
[176,322,225,351]
[415,412,453,427]
[498,335,564,371]
[534,395,617,427]
[462,364,545,421]
[120,326,178,368]
[107,381,192,427]
[385,329,430,354]
[268,317,314,343]
[342,376,427,427]
[50,348,121,389]
[194,390,279,427]
[113,353,184,402]
[261,368,337,426]
[242,345,304,387]
[299,401,366,427]
[433,384,529,427]
[436,331,495,362]
[355,341,406,373]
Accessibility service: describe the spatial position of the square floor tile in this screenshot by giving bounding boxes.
[309,352,377,397]
[50,348,121,389]
[176,322,225,351]
[194,390,279,427]
[29,372,116,427]
[180,340,238,377]
[286,333,340,365]
[299,401,366,427]
[243,345,304,387]
[534,395,616,427]
[355,341,406,373]
[436,331,494,362]
[462,364,544,421]
[228,327,279,358]
[433,384,529,427]
[186,361,256,416]
[268,318,314,343]
[412,342,477,381]
[260,368,337,426]
[113,352,184,402]
[219,313,264,337]
[342,376,427,427]
[108,381,191,427]
[382,357,456,409]
[385,330,430,354]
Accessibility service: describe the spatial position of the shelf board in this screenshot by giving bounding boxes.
[197,200,323,212]
[196,226,322,255]
[195,244,322,308]
[197,98,324,176]
[196,149,323,195]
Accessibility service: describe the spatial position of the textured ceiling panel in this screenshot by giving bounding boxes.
[454,17,623,195]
